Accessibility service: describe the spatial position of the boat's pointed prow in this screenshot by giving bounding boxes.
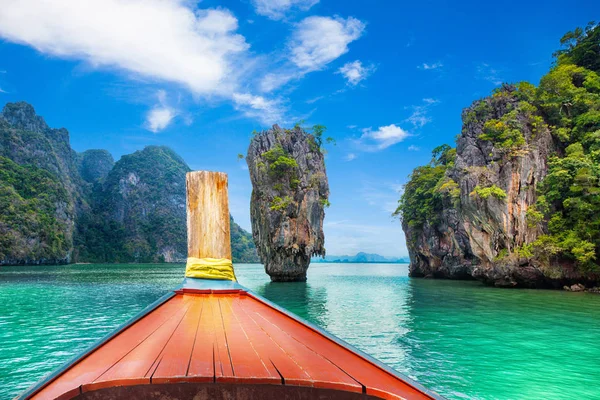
[17,170,445,400]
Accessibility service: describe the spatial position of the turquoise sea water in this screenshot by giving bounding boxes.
[1,263,599,399]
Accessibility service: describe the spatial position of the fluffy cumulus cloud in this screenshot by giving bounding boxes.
[146,90,176,133]
[0,1,366,125]
[147,107,175,133]
[252,0,319,20]
[337,60,375,85]
[0,0,248,96]
[359,124,409,150]
[290,16,365,71]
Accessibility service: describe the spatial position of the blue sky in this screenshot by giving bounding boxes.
[0,0,597,257]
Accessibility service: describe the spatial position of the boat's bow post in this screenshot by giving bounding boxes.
[184,171,238,288]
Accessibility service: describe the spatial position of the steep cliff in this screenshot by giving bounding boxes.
[398,25,600,288]
[247,125,329,281]
[76,146,189,263]
[76,146,260,263]
[0,102,81,265]
[0,102,259,265]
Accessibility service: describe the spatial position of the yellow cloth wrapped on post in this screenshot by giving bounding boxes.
[185,257,237,281]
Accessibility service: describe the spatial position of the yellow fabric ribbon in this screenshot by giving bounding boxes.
[185,257,237,281]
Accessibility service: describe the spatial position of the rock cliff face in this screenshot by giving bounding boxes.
[0,101,259,265]
[79,146,190,263]
[401,26,600,289]
[0,102,81,265]
[402,85,598,288]
[247,125,329,281]
[404,88,554,285]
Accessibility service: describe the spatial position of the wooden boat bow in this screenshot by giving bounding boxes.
[16,171,444,400]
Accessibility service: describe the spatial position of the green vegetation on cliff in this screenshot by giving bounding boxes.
[393,144,456,230]
[397,23,600,274]
[0,103,259,265]
[521,24,600,271]
[0,156,72,263]
[74,146,189,263]
[76,146,260,263]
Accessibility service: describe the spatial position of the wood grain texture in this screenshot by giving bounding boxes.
[186,171,232,260]
[28,293,437,400]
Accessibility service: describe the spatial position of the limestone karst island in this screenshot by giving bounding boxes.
[0,1,599,399]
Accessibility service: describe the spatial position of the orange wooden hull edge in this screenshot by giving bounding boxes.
[16,282,444,400]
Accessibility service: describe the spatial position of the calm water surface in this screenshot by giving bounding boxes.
[1,263,599,399]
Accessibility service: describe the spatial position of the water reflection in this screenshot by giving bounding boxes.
[257,281,329,327]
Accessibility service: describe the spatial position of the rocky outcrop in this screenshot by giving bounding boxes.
[247,125,329,281]
[0,101,259,265]
[403,86,598,288]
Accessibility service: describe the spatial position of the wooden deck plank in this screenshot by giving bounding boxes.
[186,295,216,381]
[30,296,187,400]
[238,295,363,393]
[82,302,190,392]
[218,297,280,384]
[227,296,314,383]
[208,295,235,380]
[150,296,204,383]
[27,291,437,400]
[245,293,431,400]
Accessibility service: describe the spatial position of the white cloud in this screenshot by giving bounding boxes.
[418,62,443,70]
[252,0,319,20]
[145,90,177,133]
[359,124,409,151]
[345,153,356,161]
[232,92,285,124]
[146,107,175,133]
[290,16,365,71]
[0,0,296,125]
[0,1,250,97]
[257,15,365,93]
[337,60,375,85]
[408,145,420,151]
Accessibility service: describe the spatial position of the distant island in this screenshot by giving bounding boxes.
[311,252,409,263]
